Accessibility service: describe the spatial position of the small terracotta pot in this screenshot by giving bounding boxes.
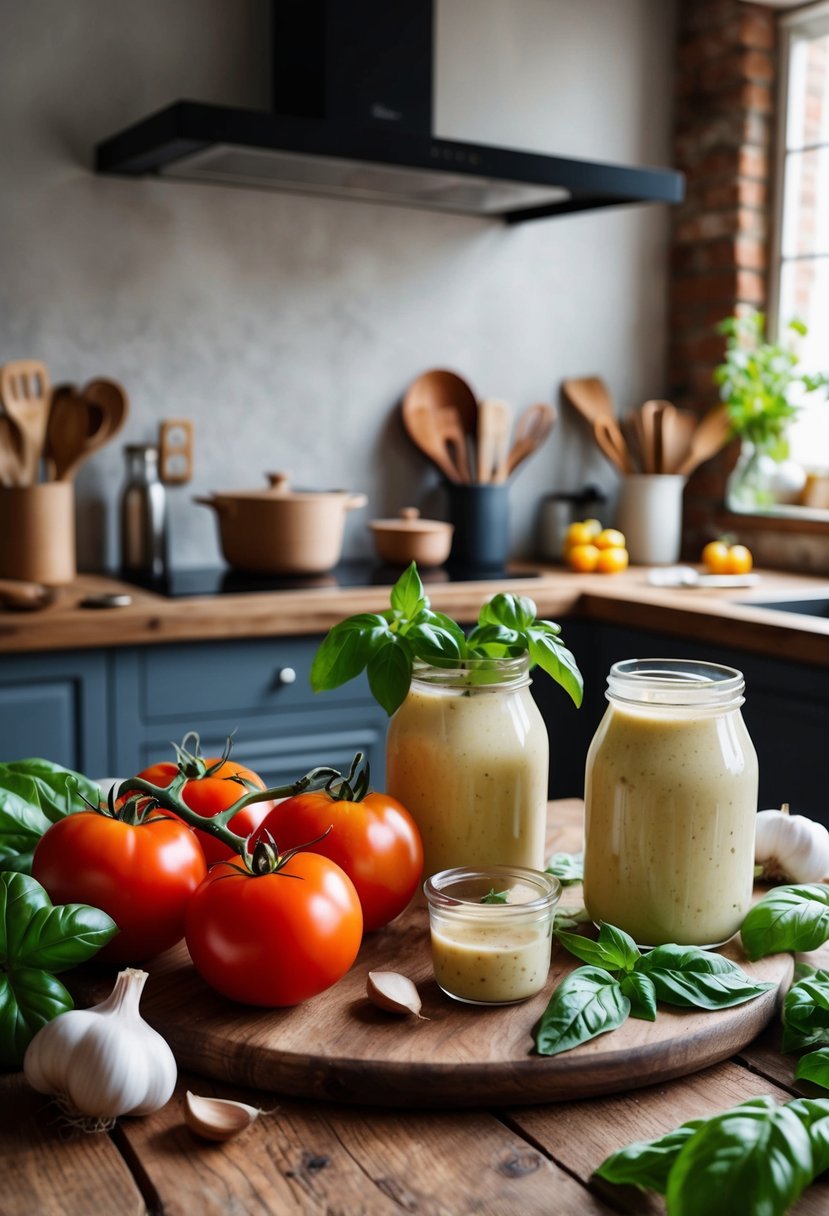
[196,473,367,574]
[369,508,453,568]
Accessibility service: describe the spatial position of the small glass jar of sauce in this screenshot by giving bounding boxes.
[424,865,561,1005]
[583,658,758,948]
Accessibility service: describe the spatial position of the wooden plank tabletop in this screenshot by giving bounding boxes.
[3,801,829,1215]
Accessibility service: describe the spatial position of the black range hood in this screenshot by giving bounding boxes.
[95,1,684,225]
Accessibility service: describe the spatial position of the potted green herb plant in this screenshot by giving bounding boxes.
[714,309,828,511]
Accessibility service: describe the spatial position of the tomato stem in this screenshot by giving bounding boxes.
[114,762,346,863]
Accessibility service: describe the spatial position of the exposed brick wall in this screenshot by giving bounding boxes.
[670,0,777,553]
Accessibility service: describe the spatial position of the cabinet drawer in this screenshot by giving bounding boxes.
[140,637,364,722]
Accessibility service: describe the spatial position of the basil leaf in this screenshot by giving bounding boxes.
[534,965,630,1056]
[557,922,640,972]
[782,969,829,1053]
[423,611,467,649]
[404,619,464,661]
[0,872,117,1066]
[594,1120,705,1192]
[465,622,522,652]
[481,888,509,905]
[546,852,583,886]
[666,1097,814,1216]
[637,943,775,1009]
[526,630,584,708]
[309,614,391,691]
[477,593,538,632]
[367,638,414,716]
[0,789,54,873]
[0,966,74,1069]
[0,759,100,823]
[741,884,829,960]
[1,872,117,972]
[795,1048,829,1091]
[787,1098,829,1174]
[621,971,657,1021]
[390,563,427,619]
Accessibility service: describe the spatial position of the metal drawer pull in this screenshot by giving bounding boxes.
[277,667,297,686]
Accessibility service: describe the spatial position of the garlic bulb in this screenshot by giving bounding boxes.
[23,968,176,1128]
[755,805,829,883]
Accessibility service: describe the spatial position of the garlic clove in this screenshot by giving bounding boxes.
[366,970,425,1018]
[184,1090,265,1141]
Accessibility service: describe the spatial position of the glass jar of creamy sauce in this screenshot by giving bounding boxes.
[583,658,758,948]
[385,655,549,878]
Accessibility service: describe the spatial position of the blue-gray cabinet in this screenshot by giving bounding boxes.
[0,637,389,789]
[0,650,109,776]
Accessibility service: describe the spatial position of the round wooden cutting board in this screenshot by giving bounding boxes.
[69,896,792,1109]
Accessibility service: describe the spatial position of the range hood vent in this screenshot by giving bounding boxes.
[95,2,684,224]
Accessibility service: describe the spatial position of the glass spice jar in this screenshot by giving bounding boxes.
[583,658,759,949]
[385,655,549,879]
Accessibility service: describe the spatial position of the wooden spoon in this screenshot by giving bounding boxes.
[476,398,512,484]
[402,370,477,483]
[0,414,24,485]
[0,359,51,484]
[0,577,56,611]
[50,378,129,480]
[658,404,697,474]
[673,405,732,476]
[639,399,672,474]
[593,415,633,474]
[497,402,557,481]
[562,376,615,427]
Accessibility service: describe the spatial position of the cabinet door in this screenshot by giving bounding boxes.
[0,651,109,775]
[111,639,389,788]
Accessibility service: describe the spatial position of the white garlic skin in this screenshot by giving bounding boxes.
[754,808,829,884]
[23,967,176,1119]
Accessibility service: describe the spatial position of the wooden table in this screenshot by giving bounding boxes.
[3,802,829,1216]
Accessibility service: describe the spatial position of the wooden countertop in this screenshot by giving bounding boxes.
[3,801,828,1216]
[2,564,829,666]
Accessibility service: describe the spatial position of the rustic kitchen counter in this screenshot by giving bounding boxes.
[1,565,829,665]
[2,802,827,1216]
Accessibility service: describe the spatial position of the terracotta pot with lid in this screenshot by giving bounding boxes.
[369,507,454,568]
[196,473,367,574]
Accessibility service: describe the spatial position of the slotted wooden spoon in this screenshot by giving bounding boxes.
[593,415,633,474]
[0,359,51,484]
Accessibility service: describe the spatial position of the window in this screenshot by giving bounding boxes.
[772,3,829,472]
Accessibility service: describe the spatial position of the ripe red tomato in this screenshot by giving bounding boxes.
[135,757,274,865]
[256,789,423,931]
[185,852,363,1006]
[32,811,207,963]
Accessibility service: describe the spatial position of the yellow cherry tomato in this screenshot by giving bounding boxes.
[701,540,753,575]
[564,518,602,550]
[566,543,600,573]
[595,528,626,551]
[596,546,629,574]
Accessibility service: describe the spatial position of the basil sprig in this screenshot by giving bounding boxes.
[0,871,117,1066]
[310,562,583,715]
[0,758,102,874]
[741,883,829,960]
[534,922,774,1057]
[546,851,583,886]
[595,1095,829,1216]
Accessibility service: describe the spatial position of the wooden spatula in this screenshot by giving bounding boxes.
[476,398,512,483]
[0,359,51,484]
[674,405,732,476]
[497,402,557,481]
[562,376,615,426]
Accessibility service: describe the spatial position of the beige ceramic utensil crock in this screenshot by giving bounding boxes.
[369,508,453,567]
[196,473,367,574]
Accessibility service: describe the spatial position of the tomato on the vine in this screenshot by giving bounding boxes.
[32,810,207,963]
[255,764,423,931]
[185,849,363,1006]
[135,751,274,865]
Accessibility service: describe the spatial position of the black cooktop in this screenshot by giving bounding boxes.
[118,561,540,599]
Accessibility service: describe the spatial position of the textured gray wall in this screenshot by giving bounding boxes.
[0,0,678,572]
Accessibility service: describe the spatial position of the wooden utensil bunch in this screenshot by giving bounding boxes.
[402,369,556,484]
[0,359,129,485]
[562,376,731,478]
